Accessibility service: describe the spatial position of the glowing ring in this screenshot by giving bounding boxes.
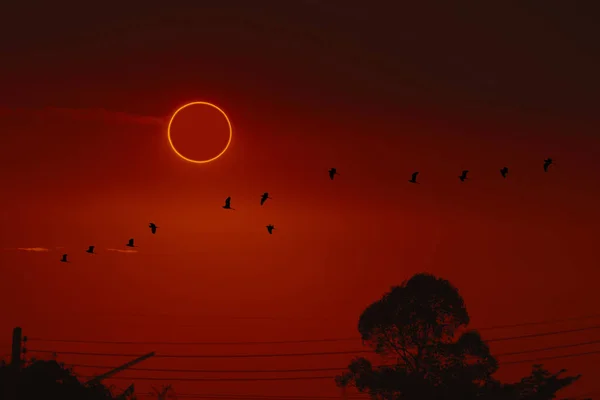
[167,101,233,164]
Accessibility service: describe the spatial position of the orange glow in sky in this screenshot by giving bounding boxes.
[1,2,599,398]
[167,101,232,163]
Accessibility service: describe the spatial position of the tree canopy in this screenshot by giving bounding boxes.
[0,359,117,400]
[335,273,581,400]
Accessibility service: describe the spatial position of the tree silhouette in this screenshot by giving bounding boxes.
[0,359,115,400]
[335,273,581,400]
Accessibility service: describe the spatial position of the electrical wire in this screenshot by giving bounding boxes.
[25,313,600,345]
[132,393,598,400]
[485,325,600,343]
[499,349,600,365]
[25,337,358,346]
[134,396,366,399]
[477,313,600,331]
[70,348,600,381]
[64,338,600,373]
[27,349,370,358]
[27,324,600,358]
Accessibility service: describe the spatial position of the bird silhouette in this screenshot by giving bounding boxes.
[60,254,68,263]
[328,168,338,180]
[266,224,275,234]
[223,196,235,210]
[149,222,158,234]
[459,170,469,182]
[409,171,419,184]
[500,167,509,178]
[543,158,553,172]
[126,238,136,247]
[260,192,272,206]
[85,246,95,254]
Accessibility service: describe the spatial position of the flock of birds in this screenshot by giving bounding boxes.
[406,158,554,184]
[57,158,555,264]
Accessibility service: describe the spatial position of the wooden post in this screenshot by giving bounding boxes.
[10,327,22,372]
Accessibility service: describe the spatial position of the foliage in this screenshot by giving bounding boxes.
[335,273,581,400]
[0,359,116,400]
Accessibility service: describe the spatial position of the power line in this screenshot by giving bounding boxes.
[87,375,335,382]
[494,339,600,357]
[28,349,371,358]
[486,325,600,342]
[25,337,358,346]
[130,388,600,399]
[133,393,600,400]
[27,324,600,359]
[25,313,600,345]
[74,364,349,373]
[500,349,600,365]
[477,313,600,331]
[65,338,600,374]
[134,395,366,399]
[72,349,600,382]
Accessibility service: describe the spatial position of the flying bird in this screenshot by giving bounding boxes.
[543,158,553,172]
[459,170,469,182]
[328,168,338,180]
[409,171,419,184]
[223,196,235,210]
[500,167,509,178]
[60,254,68,263]
[266,224,275,234]
[126,238,136,247]
[149,222,158,234]
[86,246,95,254]
[260,192,271,206]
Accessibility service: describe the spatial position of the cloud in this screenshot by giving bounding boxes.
[0,106,165,126]
[106,248,138,254]
[16,247,50,252]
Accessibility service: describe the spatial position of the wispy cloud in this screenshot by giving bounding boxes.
[106,248,138,254]
[16,247,50,252]
[0,106,164,126]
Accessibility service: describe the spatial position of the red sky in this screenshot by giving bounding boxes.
[1,1,599,399]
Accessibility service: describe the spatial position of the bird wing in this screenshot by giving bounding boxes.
[412,172,418,179]
[151,227,156,234]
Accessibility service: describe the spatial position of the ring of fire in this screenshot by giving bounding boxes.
[167,101,233,164]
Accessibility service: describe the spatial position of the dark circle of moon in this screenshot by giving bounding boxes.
[167,101,233,164]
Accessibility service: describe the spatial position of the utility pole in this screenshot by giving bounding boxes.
[10,327,22,372]
[6,327,26,400]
